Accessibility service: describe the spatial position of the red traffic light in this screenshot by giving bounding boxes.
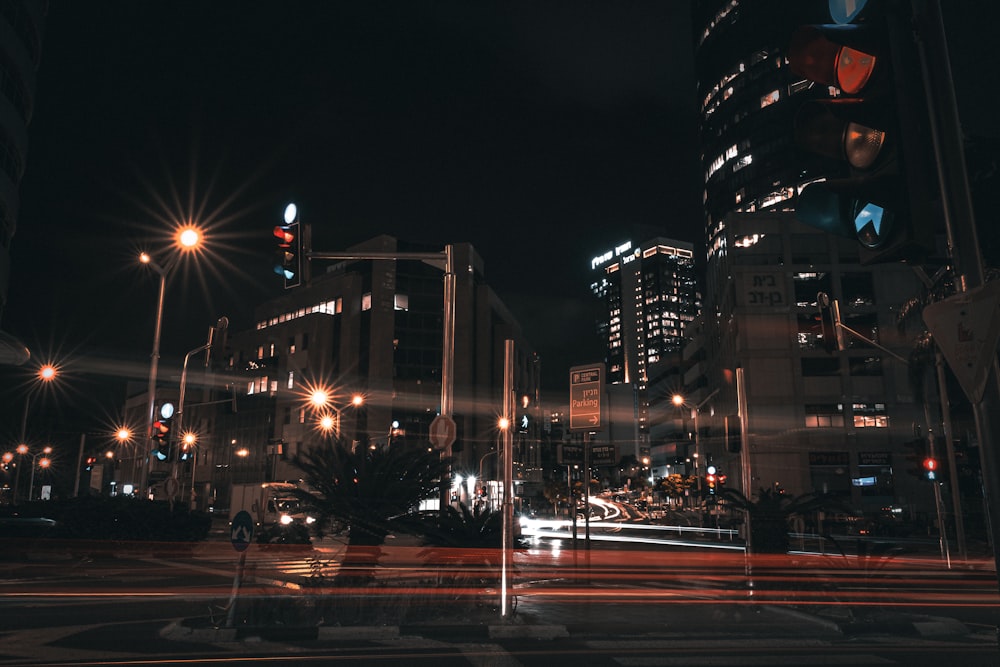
[922,457,938,471]
[787,25,882,94]
[273,226,295,246]
[152,419,170,440]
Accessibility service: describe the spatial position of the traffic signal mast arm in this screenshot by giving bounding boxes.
[817,291,907,363]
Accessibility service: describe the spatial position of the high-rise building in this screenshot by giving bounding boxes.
[0,0,45,365]
[692,0,938,517]
[589,237,700,466]
[590,238,700,387]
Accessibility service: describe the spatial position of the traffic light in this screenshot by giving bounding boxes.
[902,438,926,479]
[725,415,740,453]
[922,456,939,481]
[787,5,935,265]
[273,203,302,289]
[706,465,718,495]
[817,292,844,353]
[152,417,172,461]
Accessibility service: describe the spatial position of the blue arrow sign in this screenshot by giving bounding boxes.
[230,510,254,552]
[829,0,869,24]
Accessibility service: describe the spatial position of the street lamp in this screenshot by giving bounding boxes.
[27,445,53,501]
[19,362,58,449]
[138,225,205,497]
[671,388,720,502]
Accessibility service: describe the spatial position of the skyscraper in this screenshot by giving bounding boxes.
[591,238,699,387]
[692,0,934,514]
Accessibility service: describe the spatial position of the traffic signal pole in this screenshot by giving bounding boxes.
[913,0,1000,576]
[308,244,457,509]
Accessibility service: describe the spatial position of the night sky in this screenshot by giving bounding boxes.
[1,1,702,441]
[4,2,998,447]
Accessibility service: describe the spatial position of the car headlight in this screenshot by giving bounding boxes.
[279,514,293,525]
[306,516,316,524]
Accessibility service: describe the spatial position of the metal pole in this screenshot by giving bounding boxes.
[28,454,37,502]
[176,341,211,504]
[141,268,167,497]
[913,0,1000,581]
[936,350,967,561]
[19,395,29,443]
[736,367,754,599]
[440,244,456,511]
[73,434,86,497]
[501,339,515,618]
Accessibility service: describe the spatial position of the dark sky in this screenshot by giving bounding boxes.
[2,1,703,439]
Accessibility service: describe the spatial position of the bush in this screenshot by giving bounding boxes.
[1,496,211,542]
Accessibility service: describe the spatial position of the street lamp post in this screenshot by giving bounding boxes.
[27,446,53,501]
[672,388,720,505]
[138,225,204,498]
[139,253,167,498]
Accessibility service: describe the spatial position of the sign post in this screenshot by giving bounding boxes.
[569,364,605,550]
[429,414,457,451]
[569,364,604,431]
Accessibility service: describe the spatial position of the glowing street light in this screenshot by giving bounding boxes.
[28,445,53,502]
[318,413,338,433]
[310,389,331,409]
[671,389,720,501]
[177,226,202,250]
[138,224,205,496]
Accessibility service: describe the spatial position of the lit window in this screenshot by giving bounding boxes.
[805,404,844,428]
[362,293,372,311]
[287,372,294,389]
[760,89,780,108]
[394,294,409,311]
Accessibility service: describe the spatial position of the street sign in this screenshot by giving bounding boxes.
[429,414,457,450]
[558,443,615,466]
[923,280,1000,404]
[230,510,254,552]
[569,364,604,431]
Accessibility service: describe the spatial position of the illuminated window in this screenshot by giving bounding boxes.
[852,403,888,428]
[362,293,372,311]
[395,294,409,311]
[805,404,844,428]
[760,89,780,108]
[287,372,294,389]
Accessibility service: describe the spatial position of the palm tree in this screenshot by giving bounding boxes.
[719,487,842,554]
[291,436,450,583]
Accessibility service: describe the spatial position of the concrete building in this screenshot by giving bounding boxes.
[691,0,941,519]
[588,238,700,468]
[169,235,539,511]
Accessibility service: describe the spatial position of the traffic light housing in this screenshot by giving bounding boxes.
[725,415,740,453]
[272,202,303,289]
[787,6,935,265]
[273,221,301,289]
[902,438,926,479]
[922,456,939,481]
[152,417,172,461]
[816,292,844,353]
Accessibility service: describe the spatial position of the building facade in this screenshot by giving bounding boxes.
[161,236,540,511]
[588,237,700,467]
[692,0,941,518]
